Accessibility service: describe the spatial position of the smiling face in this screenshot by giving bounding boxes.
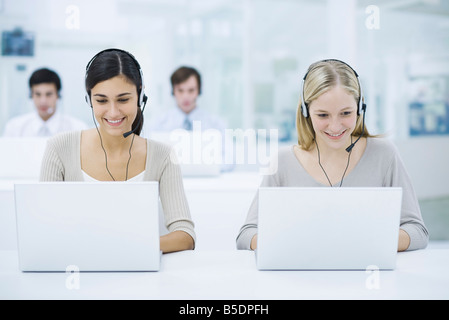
[90,75,139,137]
[308,85,358,151]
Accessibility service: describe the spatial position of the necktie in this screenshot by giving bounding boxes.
[38,125,51,137]
[183,117,192,131]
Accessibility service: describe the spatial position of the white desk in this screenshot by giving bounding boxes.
[1,249,448,300]
[0,173,262,251]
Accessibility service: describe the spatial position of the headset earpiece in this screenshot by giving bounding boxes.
[85,94,92,108]
[300,76,309,118]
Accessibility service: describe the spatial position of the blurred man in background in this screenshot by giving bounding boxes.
[3,68,87,137]
[147,66,226,132]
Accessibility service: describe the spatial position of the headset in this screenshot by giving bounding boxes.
[300,59,367,153]
[300,59,366,118]
[84,48,148,138]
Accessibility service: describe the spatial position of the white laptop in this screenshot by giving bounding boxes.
[257,187,402,270]
[0,137,48,179]
[14,181,161,272]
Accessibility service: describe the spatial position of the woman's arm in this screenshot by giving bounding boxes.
[237,166,280,250]
[385,142,429,250]
[39,139,65,181]
[157,147,196,252]
[160,231,194,253]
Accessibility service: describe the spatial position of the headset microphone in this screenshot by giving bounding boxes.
[123,95,148,138]
[345,105,366,153]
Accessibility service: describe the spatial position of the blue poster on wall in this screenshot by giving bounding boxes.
[1,28,35,57]
[409,77,449,136]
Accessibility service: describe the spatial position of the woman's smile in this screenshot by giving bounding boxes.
[104,117,125,126]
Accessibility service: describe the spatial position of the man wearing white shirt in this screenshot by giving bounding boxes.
[2,68,88,137]
[149,104,226,133]
[145,66,233,172]
[147,66,226,132]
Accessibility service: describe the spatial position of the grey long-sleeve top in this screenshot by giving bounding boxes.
[39,130,196,244]
[236,138,429,251]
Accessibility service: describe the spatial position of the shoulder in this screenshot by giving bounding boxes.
[5,113,34,126]
[277,145,300,167]
[278,145,295,158]
[367,137,399,158]
[363,137,404,170]
[265,145,297,178]
[145,138,181,179]
[147,138,173,161]
[47,130,81,151]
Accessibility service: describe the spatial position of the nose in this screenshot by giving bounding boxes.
[328,116,343,133]
[107,102,122,118]
[37,95,47,104]
[180,91,189,100]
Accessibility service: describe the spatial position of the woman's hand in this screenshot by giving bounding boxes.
[160,231,194,253]
[398,229,411,252]
[250,234,258,250]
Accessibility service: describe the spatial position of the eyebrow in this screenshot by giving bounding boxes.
[313,107,354,113]
[93,92,132,98]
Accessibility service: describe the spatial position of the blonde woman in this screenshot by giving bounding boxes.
[236,59,428,252]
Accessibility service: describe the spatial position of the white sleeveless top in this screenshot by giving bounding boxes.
[82,170,145,182]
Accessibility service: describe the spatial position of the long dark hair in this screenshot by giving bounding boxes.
[85,49,144,136]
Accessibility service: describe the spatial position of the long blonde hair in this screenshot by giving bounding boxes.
[296,60,372,150]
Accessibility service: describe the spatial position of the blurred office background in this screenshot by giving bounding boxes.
[0,0,448,240]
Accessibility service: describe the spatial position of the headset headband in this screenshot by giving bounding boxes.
[85,48,147,108]
[300,59,366,118]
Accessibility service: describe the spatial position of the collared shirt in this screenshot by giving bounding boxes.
[2,111,88,137]
[143,107,226,135]
[142,106,234,172]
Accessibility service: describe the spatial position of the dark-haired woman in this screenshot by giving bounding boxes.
[39,49,195,253]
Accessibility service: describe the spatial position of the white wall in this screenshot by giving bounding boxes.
[395,137,449,200]
[0,0,448,200]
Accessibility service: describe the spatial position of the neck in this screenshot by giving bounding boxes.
[39,112,53,122]
[97,128,134,156]
[313,136,353,188]
[313,137,352,160]
[180,105,196,115]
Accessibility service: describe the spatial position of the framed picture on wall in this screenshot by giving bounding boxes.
[1,28,35,57]
[408,77,449,136]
